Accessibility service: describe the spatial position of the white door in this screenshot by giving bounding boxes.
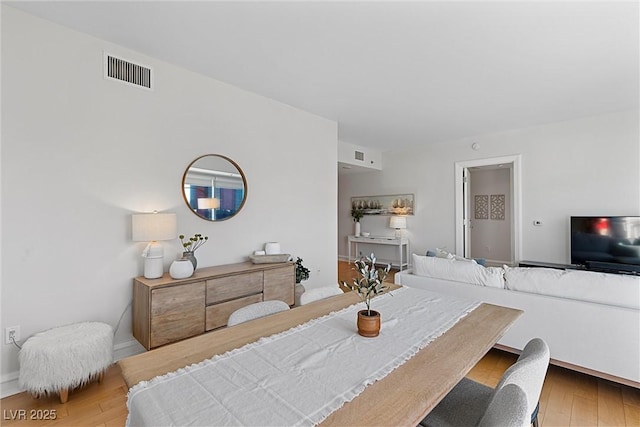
[455,155,522,264]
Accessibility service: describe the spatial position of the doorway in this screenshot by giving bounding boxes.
[455,155,521,265]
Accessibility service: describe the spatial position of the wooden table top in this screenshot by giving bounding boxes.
[118,287,522,426]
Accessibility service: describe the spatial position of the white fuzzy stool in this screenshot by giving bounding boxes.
[19,322,113,403]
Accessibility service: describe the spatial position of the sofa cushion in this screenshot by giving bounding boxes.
[503,266,640,310]
[412,254,503,288]
[426,249,487,266]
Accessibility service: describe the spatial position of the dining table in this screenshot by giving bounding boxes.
[118,284,522,426]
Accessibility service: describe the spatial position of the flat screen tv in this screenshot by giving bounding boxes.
[571,216,640,271]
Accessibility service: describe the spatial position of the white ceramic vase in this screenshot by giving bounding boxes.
[170,258,194,279]
[355,221,361,237]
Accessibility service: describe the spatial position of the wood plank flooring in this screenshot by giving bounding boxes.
[1,262,637,426]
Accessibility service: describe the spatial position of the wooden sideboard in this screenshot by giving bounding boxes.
[132,261,295,350]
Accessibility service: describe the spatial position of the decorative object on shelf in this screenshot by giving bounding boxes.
[351,194,414,216]
[341,253,390,337]
[182,154,247,222]
[180,233,208,270]
[132,211,177,279]
[361,232,370,237]
[351,208,364,236]
[249,254,291,264]
[264,242,281,255]
[389,216,407,238]
[295,257,310,284]
[169,257,194,279]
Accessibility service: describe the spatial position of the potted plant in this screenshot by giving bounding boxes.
[179,233,208,270]
[294,257,310,284]
[351,208,364,236]
[341,253,390,337]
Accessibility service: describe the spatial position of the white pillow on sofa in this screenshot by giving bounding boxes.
[503,265,640,310]
[412,254,503,288]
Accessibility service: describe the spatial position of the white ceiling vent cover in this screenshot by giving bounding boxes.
[104,52,152,90]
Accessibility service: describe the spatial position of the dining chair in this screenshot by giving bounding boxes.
[227,300,290,326]
[477,383,529,427]
[298,285,343,305]
[420,338,550,427]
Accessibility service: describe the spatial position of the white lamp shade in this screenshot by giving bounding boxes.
[389,216,407,229]
[132,213,177,242]
[197,198,220,209]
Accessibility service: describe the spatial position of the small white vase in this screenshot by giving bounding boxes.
[355,221,361,237]
[170,258,194,279]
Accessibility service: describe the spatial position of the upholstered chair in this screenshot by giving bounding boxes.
[227,300,290,326]
[420,338,550,427]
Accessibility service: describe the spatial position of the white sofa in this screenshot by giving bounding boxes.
[395,254,640,387]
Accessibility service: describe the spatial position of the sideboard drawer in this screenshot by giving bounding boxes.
[206,272,263,304]
[206,293,263,330]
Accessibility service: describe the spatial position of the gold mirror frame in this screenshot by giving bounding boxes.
[181,154,248,221]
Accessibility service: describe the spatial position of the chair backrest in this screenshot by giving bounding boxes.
[495,338,550,418]
[299,286,343,305]
[227,300,290,326]
[477,384,529,427]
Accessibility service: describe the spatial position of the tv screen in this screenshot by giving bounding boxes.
[571,216,640,266]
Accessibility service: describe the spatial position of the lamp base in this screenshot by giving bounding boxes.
[142,241,164,279]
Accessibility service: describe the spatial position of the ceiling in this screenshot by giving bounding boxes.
[6,1,639,152]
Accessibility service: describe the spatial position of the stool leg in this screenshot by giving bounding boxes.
[59,388,68,404]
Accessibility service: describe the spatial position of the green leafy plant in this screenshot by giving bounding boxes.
[341,253,390,315]
[351,209,364,222]
[295,257,310,284]
[179,233,208,253]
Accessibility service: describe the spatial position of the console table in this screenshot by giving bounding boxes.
[132,261,295,350]
[348,235,410,271]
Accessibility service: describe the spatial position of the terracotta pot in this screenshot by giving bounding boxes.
[357,310,381,337]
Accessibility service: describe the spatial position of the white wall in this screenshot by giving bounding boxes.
[1,6,338,388]
[339,110,640,265]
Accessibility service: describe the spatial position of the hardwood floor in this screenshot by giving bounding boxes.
[1,262,637,426]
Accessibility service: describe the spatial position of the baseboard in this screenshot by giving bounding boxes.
[0,339,146,399]
[0,371,22,399]
[113,339,146,361]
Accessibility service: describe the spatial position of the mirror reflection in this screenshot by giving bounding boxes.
[182,154,247,221]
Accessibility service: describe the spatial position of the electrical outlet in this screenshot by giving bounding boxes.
[5,326,20,345]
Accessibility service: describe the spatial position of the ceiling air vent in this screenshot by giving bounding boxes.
[104,53,152,90]
[354,151,365,161]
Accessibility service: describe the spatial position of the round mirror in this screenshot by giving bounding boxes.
[182,154,247,221]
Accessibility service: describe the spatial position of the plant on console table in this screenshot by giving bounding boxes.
[294,257,310,284]
[351,208,364,237]
[341,253,390,337]
[179,233,208,271]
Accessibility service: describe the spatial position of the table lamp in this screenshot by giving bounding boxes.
[389,216,407,238]
[132,212,177,279]
[197,198,220,209]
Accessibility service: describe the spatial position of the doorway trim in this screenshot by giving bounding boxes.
[454,154,522,264]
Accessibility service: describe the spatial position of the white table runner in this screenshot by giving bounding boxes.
[126,287,480,427]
